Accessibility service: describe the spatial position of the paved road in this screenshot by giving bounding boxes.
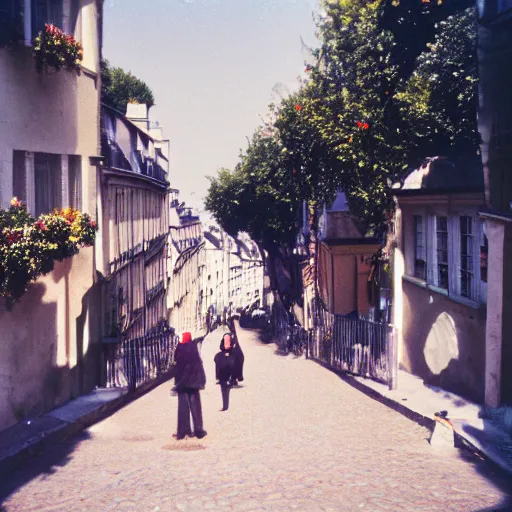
[1,326,511,512]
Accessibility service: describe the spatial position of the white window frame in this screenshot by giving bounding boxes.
[24,0,66,46]
[12,151,77,217]
[405,208,483,307]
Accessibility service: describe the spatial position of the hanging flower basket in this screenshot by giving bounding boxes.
[32,24,83,74]
[0,198,98,310]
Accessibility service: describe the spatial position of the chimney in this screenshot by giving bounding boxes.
[126,103,149,131]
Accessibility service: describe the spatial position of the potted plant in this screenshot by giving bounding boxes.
[32,24,83,74]
[0,198,98,309]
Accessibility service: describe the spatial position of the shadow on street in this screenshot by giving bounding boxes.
[0,431,92,505]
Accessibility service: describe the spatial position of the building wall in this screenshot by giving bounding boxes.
[394,197,488,404]
[318,242,379,317]
[401,279,486,403]
[0,0,101,430]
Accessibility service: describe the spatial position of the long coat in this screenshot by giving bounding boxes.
[217,337,244,382]
[214,348,236,383]
[173,341,206,391]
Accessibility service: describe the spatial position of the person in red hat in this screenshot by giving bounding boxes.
[171,332,207,440]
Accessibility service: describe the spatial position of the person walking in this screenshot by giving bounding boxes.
[214,332,236,411]
[226,319,245,387]
[172,332,207,440]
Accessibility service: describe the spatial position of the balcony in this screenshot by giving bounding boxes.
[101,135,168,185]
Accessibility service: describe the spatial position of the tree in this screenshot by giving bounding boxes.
[306,0,408,236]
[101,59,155,113]
[395,7,479,159]
[205,130,303,305]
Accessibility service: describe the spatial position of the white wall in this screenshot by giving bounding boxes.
[0,0,101,430]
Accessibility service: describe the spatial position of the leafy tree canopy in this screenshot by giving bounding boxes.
[101,59,155,114]
[205,131,301,253]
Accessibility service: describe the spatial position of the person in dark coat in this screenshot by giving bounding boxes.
[172,332,207,440]
[226,321,245,386]
[214,333,236,411]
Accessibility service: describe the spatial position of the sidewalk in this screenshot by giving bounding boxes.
[345,367,512,475]
[0,370,174,477]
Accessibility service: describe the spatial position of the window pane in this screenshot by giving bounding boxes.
[436,216,449,289]
[68,155,82,210]
[32,0,63,38]
[12,150,26,201]
[460,216,474,298]
[413,215,426,280]
[35,153,61,217]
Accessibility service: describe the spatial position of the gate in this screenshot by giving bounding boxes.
[308,301,397,390]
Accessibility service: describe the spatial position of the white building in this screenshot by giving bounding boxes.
[0,0,102,430]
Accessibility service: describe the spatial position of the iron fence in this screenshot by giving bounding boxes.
[104,325,179,391]
[308,302,396,388]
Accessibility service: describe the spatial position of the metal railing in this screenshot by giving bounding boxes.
[308,301,396,389]
[104,325,179,391]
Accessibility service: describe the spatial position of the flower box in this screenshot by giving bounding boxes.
[33,24,83,74]
[0,198,98,309]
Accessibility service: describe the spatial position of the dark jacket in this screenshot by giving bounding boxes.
[221,334,245,382]
[216,333,244,382]
[173,340,206,391]
[214,348,236,383]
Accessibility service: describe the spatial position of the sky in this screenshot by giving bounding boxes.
[103,0,320,220]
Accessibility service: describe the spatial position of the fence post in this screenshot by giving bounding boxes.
[387,325,398,390]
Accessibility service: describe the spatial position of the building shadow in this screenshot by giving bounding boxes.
[0,430,92,504]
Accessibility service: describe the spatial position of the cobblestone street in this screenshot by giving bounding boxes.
[1,327,511,512]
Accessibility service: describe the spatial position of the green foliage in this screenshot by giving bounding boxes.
[205,132,300,251]
[206,0,480,245]
[306,0,408,234]
[395,7,479,158]
[0,200,98,309]
[101,59,155,114]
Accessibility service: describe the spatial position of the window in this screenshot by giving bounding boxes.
[31,0,63,39]
[34,152,61,217]
[68,155,82,210]
[0,0,22,45]
[12,151,26,201]
[480,234,488,284]
[406,211,484,304]
[413,215,426,280]
[436,216,449,290]
[460,216,474,298]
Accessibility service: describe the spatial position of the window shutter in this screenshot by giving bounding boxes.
[448,215,460,297]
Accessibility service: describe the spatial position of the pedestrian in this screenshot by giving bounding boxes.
[214,332,237,411]
[227,320,244,387]
[171,332,207,440]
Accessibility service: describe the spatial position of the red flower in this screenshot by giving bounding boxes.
[295,104,302,111]
[35,220,47,231]
[89,220,97,229]
[356,121,363,128]
[356,121,369,130]
[363,122,369,130]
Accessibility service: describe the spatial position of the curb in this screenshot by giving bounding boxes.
[307,356,512,477]
[0,372,173,477]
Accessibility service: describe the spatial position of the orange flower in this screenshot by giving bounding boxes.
[295,104,302,111]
